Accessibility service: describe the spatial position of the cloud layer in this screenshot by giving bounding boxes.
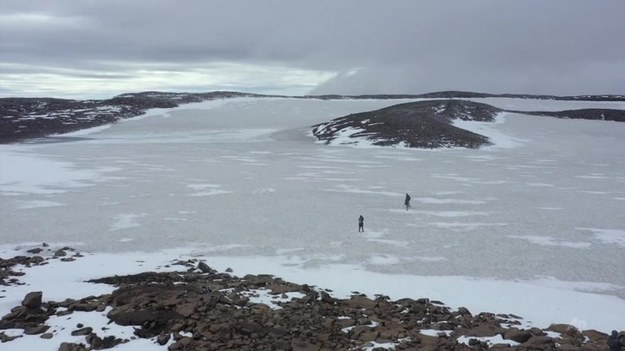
[1,0,624,98]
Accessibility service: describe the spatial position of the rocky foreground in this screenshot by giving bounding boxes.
[1,246,623,351]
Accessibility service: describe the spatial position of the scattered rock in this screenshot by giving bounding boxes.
[168,337,192,351]
[1,260,622,350]
[197,261,216,274]
[58,342,88,351]
[86,333,124,349]
[457,306,472,318]
[0,331,22,342]
[548,323,581,338]
[348,295,377,309]
[0,255,45,286]
[21,291,42,309]
[24,324,49,335]
[71,327,92,336]
[157,332,171,345]
[583,329,608,342]
[523,335,556,347]
[504,328,533,343]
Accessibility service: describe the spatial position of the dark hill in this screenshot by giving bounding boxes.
[0,91,261,143]
[311,100,625,149]
[312,100,502,149]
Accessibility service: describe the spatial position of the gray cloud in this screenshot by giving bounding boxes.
[1,0,624,97]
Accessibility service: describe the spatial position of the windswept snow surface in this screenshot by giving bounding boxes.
[1,97,625,335]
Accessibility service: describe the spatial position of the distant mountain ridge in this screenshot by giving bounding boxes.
[1,90,624,144]
[305,91,625,102]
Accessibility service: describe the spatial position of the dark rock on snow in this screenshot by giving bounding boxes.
[0,91,265,143]
[2,252,621,350]
[21,291,42,309]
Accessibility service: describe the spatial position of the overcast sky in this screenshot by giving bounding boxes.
[1,0,624,98]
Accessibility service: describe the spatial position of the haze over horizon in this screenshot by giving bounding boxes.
[1,0,624,99]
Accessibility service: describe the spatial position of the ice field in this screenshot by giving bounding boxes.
[1,97,624,331]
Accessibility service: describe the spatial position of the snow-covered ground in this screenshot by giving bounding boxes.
[1,97,624,342]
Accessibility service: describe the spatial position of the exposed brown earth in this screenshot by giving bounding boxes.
[1,246,623,350]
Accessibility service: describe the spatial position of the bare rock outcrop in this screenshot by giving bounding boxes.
[312,100,500,149]
[1,252,623,350]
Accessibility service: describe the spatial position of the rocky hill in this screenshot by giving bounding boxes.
[0,91,261,143]
[311,100,625,149]
[312,100,500,149]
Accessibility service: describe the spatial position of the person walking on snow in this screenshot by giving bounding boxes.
[404,193,411,210]
[358,215,364,232]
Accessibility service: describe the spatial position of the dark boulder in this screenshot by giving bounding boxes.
[21,291,43,309]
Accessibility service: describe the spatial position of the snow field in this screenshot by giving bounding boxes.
[1,98,624,341]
